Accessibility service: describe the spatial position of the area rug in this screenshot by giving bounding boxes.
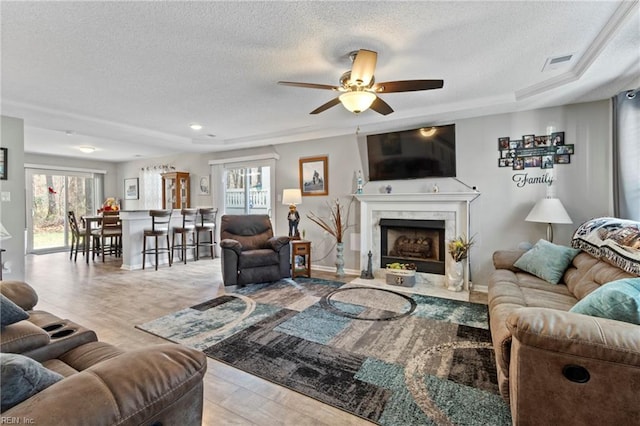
[137,278,512,425]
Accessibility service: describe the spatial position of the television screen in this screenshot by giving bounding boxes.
[366,124,456,181]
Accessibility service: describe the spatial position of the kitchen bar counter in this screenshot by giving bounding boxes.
[119,210,194,270]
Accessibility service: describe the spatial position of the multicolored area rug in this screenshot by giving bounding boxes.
[137,278,512,425]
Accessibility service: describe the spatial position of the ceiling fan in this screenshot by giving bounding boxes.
[278,49,444,116]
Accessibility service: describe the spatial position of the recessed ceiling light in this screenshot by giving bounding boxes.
[78,145,96,154]
[190,123,203,130]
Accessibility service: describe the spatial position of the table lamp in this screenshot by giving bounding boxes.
[525,197,572,242]
[282,188,302,239]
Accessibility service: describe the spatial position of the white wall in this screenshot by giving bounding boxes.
[1,116,26,279]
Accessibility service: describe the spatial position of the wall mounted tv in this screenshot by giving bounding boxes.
[366,124,456,181]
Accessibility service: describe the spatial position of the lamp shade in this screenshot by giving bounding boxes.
[339,91,376,114]
[525,198,572,224]
[282,188,302,205]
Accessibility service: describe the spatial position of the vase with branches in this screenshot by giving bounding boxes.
[446,235,474,291]
[307,198,352,276]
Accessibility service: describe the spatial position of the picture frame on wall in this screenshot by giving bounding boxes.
[299,156,328,196]
[550,132,565,146]
[0,148,6,180]
[522,134,535,148]
[124,177,139,200]
[199,175,210,195]
[498,137,510,150]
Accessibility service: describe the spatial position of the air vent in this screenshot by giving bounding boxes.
[542,53,576,72]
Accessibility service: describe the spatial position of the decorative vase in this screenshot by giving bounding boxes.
[446,260,464,292]
[335,242,345,277]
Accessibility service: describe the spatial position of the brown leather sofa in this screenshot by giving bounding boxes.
[220,214,291,286]
[0,280,207,425]
[488,220,640,425]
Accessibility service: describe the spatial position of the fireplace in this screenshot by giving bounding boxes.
[380,219,445,274]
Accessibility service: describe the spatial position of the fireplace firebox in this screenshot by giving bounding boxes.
[380,218,446,275]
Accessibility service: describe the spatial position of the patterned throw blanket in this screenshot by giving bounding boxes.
[572,217,640,276]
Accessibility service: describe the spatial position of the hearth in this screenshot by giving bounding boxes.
[380,218,445,275]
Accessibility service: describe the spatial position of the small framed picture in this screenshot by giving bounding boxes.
[522,134,535,148]
[498,137,510,150]
[498,158,508,167]
[299,156,328,196]
[534,135,550,147]
[500,149,511,158]
[509,140,523,149]
[513,158,525,170]
[550,132,565,146]
[124,177,139,200]
[524,156,541,168]
[555,154,571,164]
[541,155,554,169]
[0,148,6,180]
[556,144,574,155]
[199,176,210,195]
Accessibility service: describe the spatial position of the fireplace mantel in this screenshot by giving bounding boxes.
[354,192,480,204]
[354,191,480,291]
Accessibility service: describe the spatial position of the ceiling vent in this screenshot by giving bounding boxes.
[542,53,575,72]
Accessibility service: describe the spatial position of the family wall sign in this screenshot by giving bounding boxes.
[497,131,574,187]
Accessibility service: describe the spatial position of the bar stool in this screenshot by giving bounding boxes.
[195,207,218,260]
[171,208,198,264]
[142,209,172,270]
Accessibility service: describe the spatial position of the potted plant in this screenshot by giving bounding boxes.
[446,235,475,291]
[307,198,351,276]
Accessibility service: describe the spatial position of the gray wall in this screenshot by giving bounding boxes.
[0,116,26,279]
[9,99,613,285]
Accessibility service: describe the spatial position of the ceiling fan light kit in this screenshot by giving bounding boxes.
[278,49,444,116]
[339,90,377,114]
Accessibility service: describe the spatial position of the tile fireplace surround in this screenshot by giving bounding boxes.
[354,191,480,292]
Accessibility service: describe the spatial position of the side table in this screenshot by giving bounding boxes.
[291,240,311,278]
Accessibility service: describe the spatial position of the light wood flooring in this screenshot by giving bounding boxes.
[24,251,486,425]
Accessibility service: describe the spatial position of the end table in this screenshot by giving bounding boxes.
[291,240,311,278]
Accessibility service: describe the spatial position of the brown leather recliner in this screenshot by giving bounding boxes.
[219,214,291,286]
[0,280,207,425]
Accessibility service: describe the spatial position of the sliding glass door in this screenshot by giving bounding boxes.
[26,169,98,253]
[224,166,271,216]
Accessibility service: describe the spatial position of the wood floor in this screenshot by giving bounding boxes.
[24,251,487,425]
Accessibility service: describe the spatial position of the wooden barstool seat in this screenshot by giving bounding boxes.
[142,209,172,270]
[92,211,122,262]
[172,208,198,264]
[195,207,218,260]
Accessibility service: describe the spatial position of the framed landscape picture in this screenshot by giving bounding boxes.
[0,148,6,180]
[299,156,328,196]
[124,177,139,200]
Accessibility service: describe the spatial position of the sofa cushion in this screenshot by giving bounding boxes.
[570,278,640,325]
[514,239,580,284]
[0,352,64,412]
[1,294,29,327]
[238,249,280,268]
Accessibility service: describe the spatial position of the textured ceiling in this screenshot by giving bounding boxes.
[2,1,639,162]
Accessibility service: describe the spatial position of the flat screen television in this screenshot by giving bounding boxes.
[366,124,456,181]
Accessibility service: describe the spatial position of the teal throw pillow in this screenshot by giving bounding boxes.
[513,239,581,284]
[0,353,64,411]
[570,278,640,325]
[0,294,29,327]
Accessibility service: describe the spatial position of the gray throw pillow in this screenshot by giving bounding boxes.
[0,294,29,327]
[513,239,580,284]
[0,353,64,411]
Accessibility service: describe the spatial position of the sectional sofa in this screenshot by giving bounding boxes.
[488,217,640,425]
[0,280,207,425]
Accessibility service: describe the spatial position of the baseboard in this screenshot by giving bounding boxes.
[311,265,360,276]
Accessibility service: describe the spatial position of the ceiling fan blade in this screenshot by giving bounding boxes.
[373,79,444,93]
[310,97,341,114]
[278,81,339,91]
[369,97,394,116]
[350,49,377,86]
